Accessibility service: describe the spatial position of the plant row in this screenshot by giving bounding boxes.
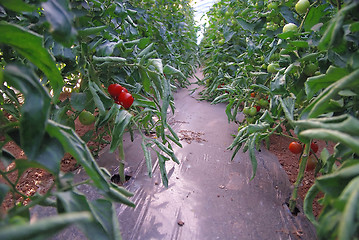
[199,0,359,239]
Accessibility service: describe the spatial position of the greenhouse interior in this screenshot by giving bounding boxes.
[0,0,358,239]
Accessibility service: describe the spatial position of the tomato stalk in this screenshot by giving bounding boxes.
[118,137,126,184]
[289,141,311,213]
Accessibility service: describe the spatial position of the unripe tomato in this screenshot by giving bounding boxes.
[295,0,310,15]
[283,23,297,33]
[116,92,134,109]
[79,110,95,125]
[259,98,269,107]
[289,141,302,154]
[218,39,225,45]
[267,63,280,73]
[268,2,278,9]
[243,107,250,115]
[248,107,257,116]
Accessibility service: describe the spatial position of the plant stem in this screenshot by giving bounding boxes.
[118,137,126,183]
[289,142,311,213]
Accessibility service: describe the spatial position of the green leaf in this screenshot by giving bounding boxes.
[152,139,179,164]
[279,96,295,122]
[78,26,107,38]
[235,17,255,32]
[0,212,92,240]
[56,191,121,240]
[88,81,112,115]
[148,59,163,74]
[163,64,186,81]
[279,5,299,26]
[3,65,51,161]
[295,114,359,136]
[0,22,64,100]
[42,0,77,47]
[303,184,320,227]
[338,177,359,240]
[46,120,109,192]
[156,152,169,187]
[303,4,330,32]
[0,0,36,12]
[305,66,349,99]
[289,40,308,48]
[95,104,117,129]
[300,129,359,155]
[110,110,133,152]
[70,92,88,112]
[141,140,153,178]
[315,161,359,197]
[139,68,151,92]
[33,134,64,174]
[248,134,258,180]
[302,68,359,118]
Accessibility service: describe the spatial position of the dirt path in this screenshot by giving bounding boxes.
[31,69,317,239]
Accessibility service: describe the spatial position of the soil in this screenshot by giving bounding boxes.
[0,92,330,220]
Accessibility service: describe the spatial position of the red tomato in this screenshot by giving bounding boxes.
[289,142,302,154]
[108,84,126,98]
[311,142,318,153]
[250,92,256,98]
[255,105,261,112]
[116,92,134,109]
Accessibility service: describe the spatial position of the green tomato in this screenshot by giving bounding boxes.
[248,107,257,116]
[258,98,269,107]
[261,64,267,69]
[79,110,95,125]
[283,23,297,33]
[225,11,232,17]
[218,39,225,45]
[268,2,278,9]
[243,107,250,115]
[295,0,310,15]
[267,63,280,73]
[231,19,236,25]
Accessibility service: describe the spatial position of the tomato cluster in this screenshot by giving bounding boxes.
[108,83,134,109]
[288,141,319,155]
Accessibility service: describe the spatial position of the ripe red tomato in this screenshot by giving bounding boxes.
[311,142,319,154]
[255,105,261,112]
[108,84,125,98]
[251,92,256,98]
[289,142,302,154]
[116,92,134,109]
[306,155,317,171]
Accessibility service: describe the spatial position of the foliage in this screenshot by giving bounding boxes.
[0,0,198,239]
[199,0,359,239]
